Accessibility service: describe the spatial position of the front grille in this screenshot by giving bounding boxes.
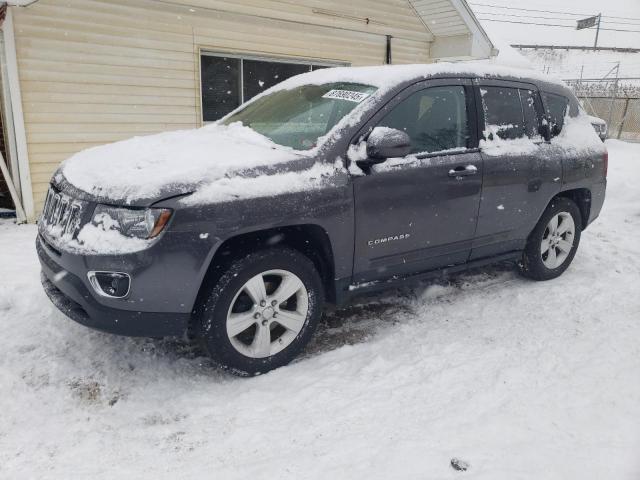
[40,186,87,239]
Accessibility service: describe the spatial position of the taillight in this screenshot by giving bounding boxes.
[603,151,608,178]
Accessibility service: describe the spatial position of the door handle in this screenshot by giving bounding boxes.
[448,165,478,177]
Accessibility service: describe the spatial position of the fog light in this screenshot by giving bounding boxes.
[88,271,131,298]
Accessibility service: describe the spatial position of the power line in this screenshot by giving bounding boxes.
[469,2,640,22]
[473,10,640,26]
[476,17,640,33]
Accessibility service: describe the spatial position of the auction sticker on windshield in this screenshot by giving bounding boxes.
[322,90,370,103]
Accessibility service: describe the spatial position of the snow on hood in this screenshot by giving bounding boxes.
[60,122,306,204]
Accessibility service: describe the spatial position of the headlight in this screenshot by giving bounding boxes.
[92,205,172,239]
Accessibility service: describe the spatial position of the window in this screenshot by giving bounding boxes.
[222,83,377,150]
[480,87,524,140]
[543,92,569,136]
[376,85,469,155]
[200,56,241,121]
[201,53,336,122]
[481,86,545,140]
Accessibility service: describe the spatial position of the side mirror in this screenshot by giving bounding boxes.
[361,127,411,165]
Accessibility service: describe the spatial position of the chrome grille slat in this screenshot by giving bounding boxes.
[40,186,87,240]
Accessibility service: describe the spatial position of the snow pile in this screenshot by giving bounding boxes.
[61,122,304,204]
[550,111,606,154]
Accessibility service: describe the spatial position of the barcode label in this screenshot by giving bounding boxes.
[322,90,369,103]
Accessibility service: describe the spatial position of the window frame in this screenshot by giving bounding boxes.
[199,49,348,123]
[519,87,545,141]
[541,91,570,138]
[350,77,480,161]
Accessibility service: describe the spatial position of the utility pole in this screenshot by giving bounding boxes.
[607,62,620,128]
[594,13,602,50]
[576,14,601,51]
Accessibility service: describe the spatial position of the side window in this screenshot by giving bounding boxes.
[542,92,569,136]
[520,88,543,139]
[376,85,469,155]
[480,86,524,140]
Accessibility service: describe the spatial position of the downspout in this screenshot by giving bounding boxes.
[1,3,35,221]
[385,35,392,65]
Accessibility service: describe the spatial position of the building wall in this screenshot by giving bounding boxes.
[12,0,433,213]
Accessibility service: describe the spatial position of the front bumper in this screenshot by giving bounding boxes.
[37,234,192,337]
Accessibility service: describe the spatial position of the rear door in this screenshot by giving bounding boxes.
[351,78,483,283]
[471,80,563,259]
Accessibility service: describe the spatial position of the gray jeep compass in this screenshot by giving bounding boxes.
[37,63,607,375]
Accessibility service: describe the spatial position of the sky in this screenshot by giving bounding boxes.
[468,0,640,49]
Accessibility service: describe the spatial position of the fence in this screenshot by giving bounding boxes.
[565,78,640,141]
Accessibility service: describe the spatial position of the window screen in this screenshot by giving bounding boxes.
[376,85,469,155]
[543,92,569,136]
[201,54,337,122]
[480,86,524,140]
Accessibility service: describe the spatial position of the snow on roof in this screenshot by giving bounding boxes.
[269,61,565,94]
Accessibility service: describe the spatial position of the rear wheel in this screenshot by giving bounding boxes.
[519,197,582,281]
[197,247,324,376]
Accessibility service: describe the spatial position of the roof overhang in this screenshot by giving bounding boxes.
[408,0,497,60]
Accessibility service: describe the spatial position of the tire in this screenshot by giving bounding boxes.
[196,247,324,376]
[519,197,582,281]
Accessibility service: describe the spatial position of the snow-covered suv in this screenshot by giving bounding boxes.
[38,63,607,375]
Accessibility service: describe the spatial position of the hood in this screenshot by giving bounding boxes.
[59,123,307,205]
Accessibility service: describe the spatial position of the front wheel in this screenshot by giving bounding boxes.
[519,197,582,281]
[196,247,324,376]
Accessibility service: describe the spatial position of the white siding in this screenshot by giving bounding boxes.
[12,0,433,212]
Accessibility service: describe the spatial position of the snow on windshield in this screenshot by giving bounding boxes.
[221,83,377,151]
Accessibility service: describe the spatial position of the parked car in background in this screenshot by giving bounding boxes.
[588,115,608,142]
[37,63,608,376]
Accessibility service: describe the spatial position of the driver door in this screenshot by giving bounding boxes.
[351,79,483,283]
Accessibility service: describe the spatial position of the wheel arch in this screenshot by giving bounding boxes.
[557,188,591,230]
[192,224,337,324]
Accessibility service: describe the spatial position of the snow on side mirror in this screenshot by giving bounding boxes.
[362,127,412,165]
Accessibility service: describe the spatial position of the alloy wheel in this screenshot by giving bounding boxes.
[225,269,309,358]
[541,212,575,269]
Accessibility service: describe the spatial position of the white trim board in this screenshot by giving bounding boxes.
[1,7,34,222]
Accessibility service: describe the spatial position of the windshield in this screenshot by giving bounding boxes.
[222,82,377,150]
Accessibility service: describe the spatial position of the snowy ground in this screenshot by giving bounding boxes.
[1,140,639,479]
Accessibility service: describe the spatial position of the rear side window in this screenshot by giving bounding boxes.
[480,87,524,140]
[376,85,469,155]
[481,86,544,140]
[542,92,569,136]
